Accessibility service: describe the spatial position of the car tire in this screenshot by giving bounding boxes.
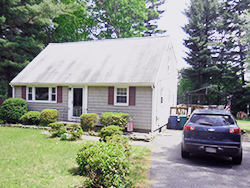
[181,144,189,158]
[232,149,242,165]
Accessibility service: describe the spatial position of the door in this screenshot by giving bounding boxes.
[68,87,86,121]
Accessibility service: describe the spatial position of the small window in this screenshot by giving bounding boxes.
[51,87,56,101]
[115,87,128,106]
[161,88,164,106]
[28,87,33,100]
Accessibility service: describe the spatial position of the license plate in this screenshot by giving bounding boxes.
[205,147,217,153]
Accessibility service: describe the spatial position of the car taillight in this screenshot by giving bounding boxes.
[184,124,195,131]
[229,128,241,134]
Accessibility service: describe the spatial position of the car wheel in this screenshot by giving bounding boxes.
[181,144,189,158]
[232,149,242,165]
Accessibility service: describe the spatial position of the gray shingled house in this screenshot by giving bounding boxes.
[10,36,178,132]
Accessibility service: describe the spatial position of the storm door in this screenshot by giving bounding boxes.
[68,87,86,121]
[73,88,83,117]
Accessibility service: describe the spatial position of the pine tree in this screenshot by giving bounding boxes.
[183,0,219,89]
[0,0,72,97]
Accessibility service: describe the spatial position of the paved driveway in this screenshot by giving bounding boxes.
[148,130,250,188]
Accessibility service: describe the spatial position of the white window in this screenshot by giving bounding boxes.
[27,87,57,102]
[115,87,129,106]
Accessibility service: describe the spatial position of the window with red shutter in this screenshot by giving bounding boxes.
[108,87,114,105]
[57,86,62,103]
[129,87,136,105]
[22,86,26,100]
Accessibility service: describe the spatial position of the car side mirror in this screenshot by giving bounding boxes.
[241,130,246,134]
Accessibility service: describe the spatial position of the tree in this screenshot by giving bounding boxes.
[183,0,219,90]
[0,0,74,97]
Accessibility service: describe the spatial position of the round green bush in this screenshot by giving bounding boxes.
[0,98,28,124]
[80,113,99,131]
[20,111,41,125]
[99,125,123,142]
[40,109,60,125]
[76,141,132,187]
[66,123,83,141]
[48,122,66,137]
[100,112,131,129]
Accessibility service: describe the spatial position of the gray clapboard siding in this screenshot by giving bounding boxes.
[87,86,152,132]
[14,86,68,121]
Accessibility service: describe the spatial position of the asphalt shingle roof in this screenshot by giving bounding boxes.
[11,36,171,86]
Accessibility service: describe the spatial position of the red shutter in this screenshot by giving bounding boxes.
[22,86,26,100]
[129,87,136,105]
[57,86,62,103]
[108,87,114,105]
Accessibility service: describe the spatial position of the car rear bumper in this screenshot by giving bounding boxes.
[183,141,241,157]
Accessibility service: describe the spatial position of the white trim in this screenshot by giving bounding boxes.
[12,86,15,98]
[151,85,156,132]
[114,86,129,106]
[26,86,57,103]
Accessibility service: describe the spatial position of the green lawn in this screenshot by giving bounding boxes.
[236,119,250,133]
[0,127,151,188]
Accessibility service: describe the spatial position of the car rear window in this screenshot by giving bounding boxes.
[189,114,235,126]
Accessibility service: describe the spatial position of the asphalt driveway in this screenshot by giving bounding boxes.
[148,130,250,188]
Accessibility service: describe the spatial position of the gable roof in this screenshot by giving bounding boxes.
[11,36,172,86]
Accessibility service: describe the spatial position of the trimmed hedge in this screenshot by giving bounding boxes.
[20,111,41,125]
[76,141,132,187]
[0,98,28,124]
[100,112,131,129]
[40,109,60,125]
[99,125,123,142]
[80,113,99,131]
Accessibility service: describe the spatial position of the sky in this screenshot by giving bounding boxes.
[157,0,191,70]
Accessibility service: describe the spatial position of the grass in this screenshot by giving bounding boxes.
[0,127,151,187]
[236,119,250,133]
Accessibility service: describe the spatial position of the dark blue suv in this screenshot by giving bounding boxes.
[181,109,243,164]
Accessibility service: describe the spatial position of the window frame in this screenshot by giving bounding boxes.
[27,86,57,103]
[114,86,129,106]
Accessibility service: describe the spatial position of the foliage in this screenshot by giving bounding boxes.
[80,113,99,131]
[179,0,250,111]
[20,111,41,125]
[100,112,131,129]
[76,141,132,187]
[99,125,123,142]
[40,109,60,125]
[65,123,83,141]
[0,98,28,123]
[48,123,66,138]
[106,135,131,156]
[0,0,75,97]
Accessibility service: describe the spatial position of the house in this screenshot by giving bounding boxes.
[10,36,178,132]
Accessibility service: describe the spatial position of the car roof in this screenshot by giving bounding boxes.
[192,109,232,115]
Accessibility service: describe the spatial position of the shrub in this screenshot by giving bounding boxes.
[106,135,131,157]
[76,141,132,187]
[40,109,60,125]
[80,113,99,131]
[20,111,41,125]
[0,98,28,124]
[99,125,123,142]
[66,123,83,141]
[100,112,131,129]
[48,123,66,138]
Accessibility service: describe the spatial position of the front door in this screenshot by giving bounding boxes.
[68,87,86,121]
